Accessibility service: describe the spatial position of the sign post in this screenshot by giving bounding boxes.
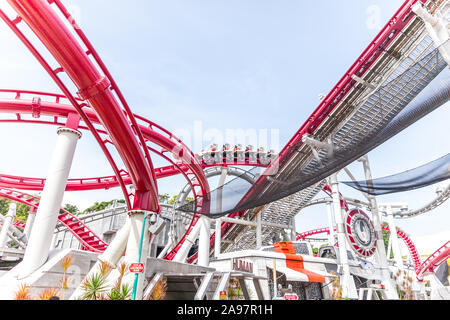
[219,291,228,300]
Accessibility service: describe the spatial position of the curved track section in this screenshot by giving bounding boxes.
[172,166,257,242]
[0,187,108,252]
[416,240,450,280]
[171,166,258,263]
[391,182,450,219]
[296,186,423,274]
[0,90,210,216]
[1,0,159,210]
[0,92,212,256]
[295,224,422,273]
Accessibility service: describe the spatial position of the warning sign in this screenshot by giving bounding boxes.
[129,263,144,273]
[284,294,299,300]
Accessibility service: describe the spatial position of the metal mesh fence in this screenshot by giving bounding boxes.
[342,153,450,195]
[177,44,450,218]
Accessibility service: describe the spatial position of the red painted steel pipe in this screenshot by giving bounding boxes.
[7,0,159,211]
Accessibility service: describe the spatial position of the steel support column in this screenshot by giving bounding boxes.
[123,210,154,300]
[359,155,399,300]
[19,125,81,279]
[329,173,357,299]
[0,203,16,248]
[386,206,405,271]
[22,207,36,241]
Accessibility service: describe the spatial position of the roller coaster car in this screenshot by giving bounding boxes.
[318,246,337,259]
[318,246,358,262]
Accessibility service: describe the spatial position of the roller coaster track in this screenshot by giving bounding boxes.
[390,182,450,218]
[0,89,210,213]
[234,0,445,211]
[295,178,450,280]
[416,239,450,280]
[0,187,109,252]
[0,92,213,260]
[0,0,161,211]
[196,0,447,257]
[0,0,448,269]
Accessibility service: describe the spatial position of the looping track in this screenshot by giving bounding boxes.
[295,187,448,281]
[0,0,448,281]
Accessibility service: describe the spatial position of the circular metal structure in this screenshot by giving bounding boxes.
[172,166,258,244]
[345,209,377,258]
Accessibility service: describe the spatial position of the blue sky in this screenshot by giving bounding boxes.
[0,1,449,245]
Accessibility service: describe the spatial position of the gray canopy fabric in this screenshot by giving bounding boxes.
[342,153,450,195]
[177,46,450,218]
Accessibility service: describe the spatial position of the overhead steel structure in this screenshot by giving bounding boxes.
[0,0,448,299]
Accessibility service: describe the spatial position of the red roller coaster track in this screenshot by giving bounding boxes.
[0,187,108,252]
[295,185,450,281]
[296,223,449,281]
[0,0,447,281]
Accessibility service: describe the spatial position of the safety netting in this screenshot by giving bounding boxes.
[177,39,450,218]
[342,153,450,195]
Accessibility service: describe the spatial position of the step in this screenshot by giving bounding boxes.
[67,221,82,228]
[77,231,91,238]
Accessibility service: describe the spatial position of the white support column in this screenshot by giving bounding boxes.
[70,218,132,300]
[173,219,202,263]
[256,210,262,249]
[19,126,81,279]
[359,155,399,299]
[214,218,222,258]
[199,166,228,266]
[412,2,450,67]
[198,216,211,267]
[385,206,404,271]
[23,208,37,241]
[123,210,154,300]
[290,217,296,241]
[326,202,336,245]
[0,203,17,248]
[329,173,356,299]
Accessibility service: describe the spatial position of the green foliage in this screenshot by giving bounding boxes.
[82,200,125,215]
[80,273,108,300]
[168,195,178,205]
[107,284,131,300]
[80,270,131,300]
[381,222,394,259]
[167,195,194,206]
[0,198,10,216]
[61,204,80,215]
[0,198,30,221]
[16,203,31,221]
[158,193,170,204]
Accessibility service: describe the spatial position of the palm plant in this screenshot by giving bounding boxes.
[80,273,108,300]
[99,260,113,277]
[107,284,132,300]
